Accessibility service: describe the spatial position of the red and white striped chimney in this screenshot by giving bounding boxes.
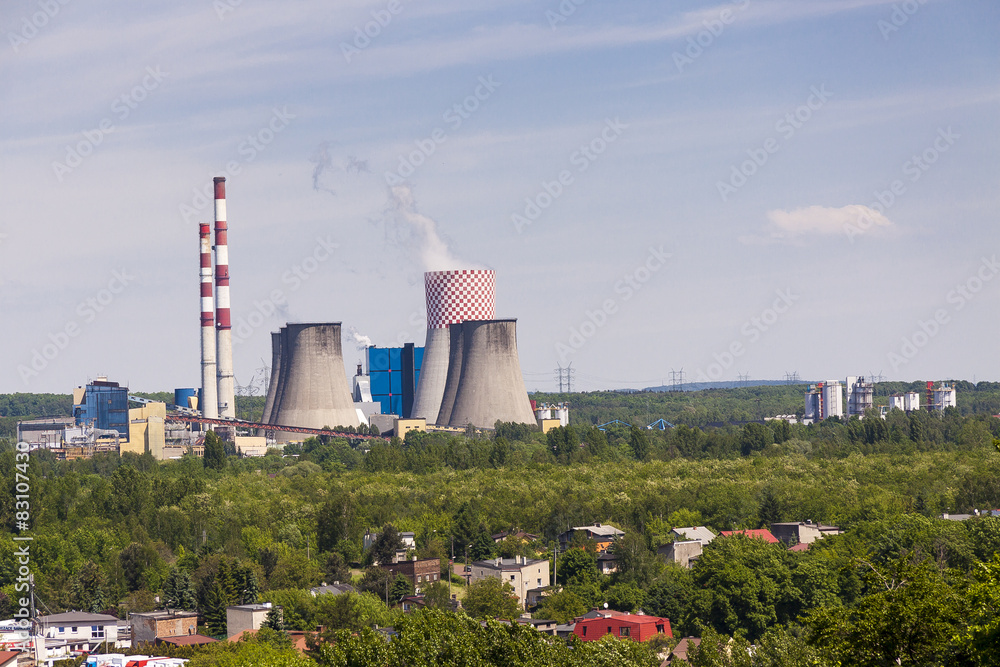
[199,223,219,419]
[214,177,236,419]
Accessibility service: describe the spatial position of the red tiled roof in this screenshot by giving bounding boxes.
[0,651,20,666]
[788,543,810,552]
[719,529,779,544]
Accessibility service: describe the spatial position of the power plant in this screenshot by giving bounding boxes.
[410,269,496,421]
[444,319,536,428]
[264,323,362,440]
[214,177,236,420]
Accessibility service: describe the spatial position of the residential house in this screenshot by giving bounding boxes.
[573,614,672,643]
[37,611,122,657]
[597,551,618,575]
[310,582,355,597]
[363,530,416,551]
[130,610,199,648]
[718,529,779,544]
[669,526,716,544]
[557,524,625,553]
[667,636,702,663]
[470,556,550,609]
[491,529,540,544]
[511,618,558,635]
[657,540,703,569]
[226,602,277,638]
[380,557,441,592]
[0,651,19,667]
[770,521,841,546]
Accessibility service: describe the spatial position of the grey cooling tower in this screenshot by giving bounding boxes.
[447,319,535,429]
[258,330,282,436]
[435,322,466,426]
[269,323,360,439]
[410,270,495,423]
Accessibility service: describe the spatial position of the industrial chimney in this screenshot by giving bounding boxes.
[199,223,219,419]
[410,270,495,423]
[269,323,360,440]
[447,319,535,429]
[214,177,236,419]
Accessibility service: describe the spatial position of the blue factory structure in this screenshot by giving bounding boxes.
[73,378,129,437]
[367,343,423,419]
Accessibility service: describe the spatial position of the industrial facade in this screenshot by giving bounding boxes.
[73,379,129,437]
[367,344,423,417]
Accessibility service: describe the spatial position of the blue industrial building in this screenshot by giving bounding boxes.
[73,378,129,437]
[367,343,423,418]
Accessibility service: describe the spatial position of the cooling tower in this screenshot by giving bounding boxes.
[269,323,360,439]
[410,270,495,423]
[435,322,465,426]
[447,319,535,429]
[258,330,282,435]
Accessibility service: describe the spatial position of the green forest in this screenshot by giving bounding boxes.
[1,384,999,666]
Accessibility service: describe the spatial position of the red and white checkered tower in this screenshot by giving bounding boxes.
[410,270,495,422]
[214,177,236,419]
[199,223,219,419]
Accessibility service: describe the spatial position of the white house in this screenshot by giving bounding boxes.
[470,557,550,610]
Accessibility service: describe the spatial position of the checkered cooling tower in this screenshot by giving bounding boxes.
[424,270,495,329]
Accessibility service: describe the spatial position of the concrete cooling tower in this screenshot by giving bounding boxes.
[258,330,282,436]
[435,322,465,426]
[267,323,360,439]
[446,319,535,429]
[410,270,495,422]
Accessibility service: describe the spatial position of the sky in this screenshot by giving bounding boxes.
[1,0,998,395]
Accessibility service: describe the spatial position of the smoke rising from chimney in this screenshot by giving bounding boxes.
[387,185,474,272]
[349,327,373,351]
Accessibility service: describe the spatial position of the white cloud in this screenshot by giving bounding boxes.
[763,204,893,241]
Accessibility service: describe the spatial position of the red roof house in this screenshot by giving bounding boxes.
[718,529,779,544]
[574,613,672,642]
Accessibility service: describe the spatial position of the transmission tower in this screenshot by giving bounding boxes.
[670,368,685,392]
[554,362,575,393]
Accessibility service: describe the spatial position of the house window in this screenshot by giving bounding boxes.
[510,575,515,581]
[91,625,105,639]
[656,624,665,634]
[537,578,541,586]
[582,626,587,636]
[59,627,65,634]
[72,627,78,633]
[620,627,630,637]
[417,575,422,583]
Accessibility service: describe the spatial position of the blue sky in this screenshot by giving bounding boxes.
[1,0,997,394]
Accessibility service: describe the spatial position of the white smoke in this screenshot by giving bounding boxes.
[349,327,372,351]
[386,185,470,271]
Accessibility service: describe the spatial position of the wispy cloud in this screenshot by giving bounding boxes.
[742,204,894,245]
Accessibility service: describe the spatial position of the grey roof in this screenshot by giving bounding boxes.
[569,524,624,538]
[311,582,355,596]
[473,557,547,571]
[38,612,119,626]
[670,526,716,543]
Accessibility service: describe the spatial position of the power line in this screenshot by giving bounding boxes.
[554,362,575,392]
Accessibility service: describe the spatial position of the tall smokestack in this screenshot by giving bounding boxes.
[200,223,219,419]
[410,269,495,423]
[214,177,236,419]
